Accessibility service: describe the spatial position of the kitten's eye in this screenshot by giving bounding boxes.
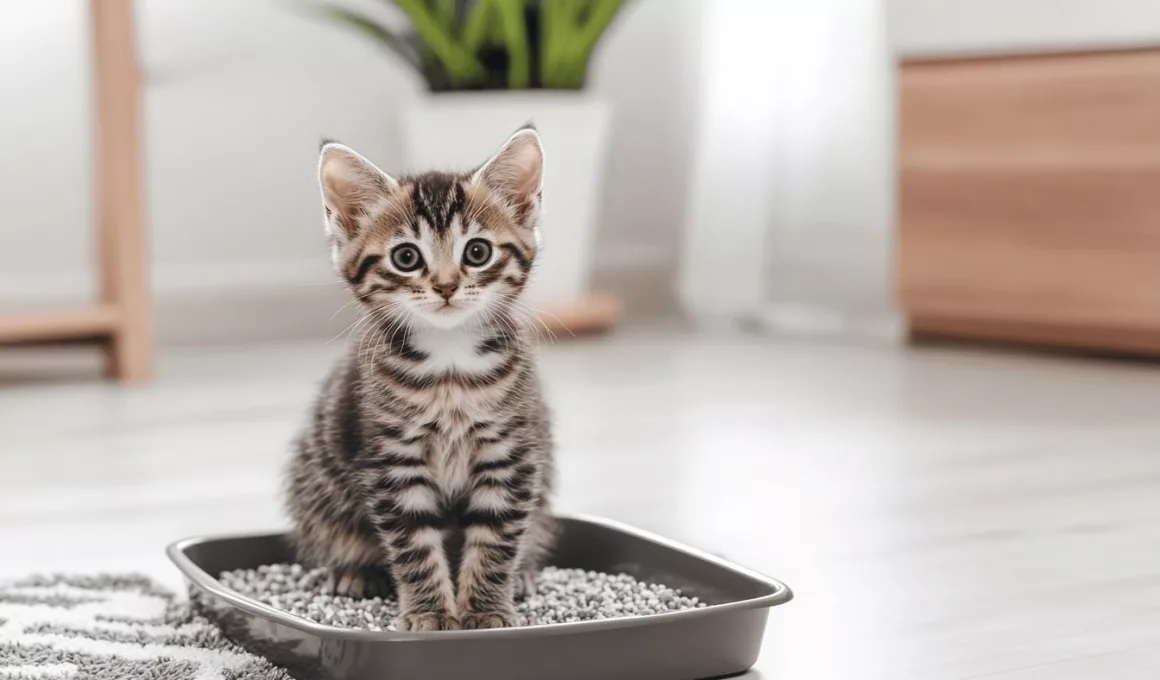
[390,244,424,272]
[463,239,493,267]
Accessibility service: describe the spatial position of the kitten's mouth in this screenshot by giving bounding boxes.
[421,301,473,329]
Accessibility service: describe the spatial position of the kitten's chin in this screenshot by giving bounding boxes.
[417,305,477,330]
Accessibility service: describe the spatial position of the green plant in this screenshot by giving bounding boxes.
[316,0,625,91]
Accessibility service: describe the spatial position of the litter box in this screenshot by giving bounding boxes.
[168,514,792,680]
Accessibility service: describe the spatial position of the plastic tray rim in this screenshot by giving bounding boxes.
[167,513,793,642]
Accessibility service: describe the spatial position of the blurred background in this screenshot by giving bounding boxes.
[2,1,1159,678]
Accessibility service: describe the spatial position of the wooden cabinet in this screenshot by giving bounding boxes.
[898,49,1160,355]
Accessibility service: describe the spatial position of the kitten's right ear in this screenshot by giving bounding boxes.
[472,126,544,227]
[318,142,398,237]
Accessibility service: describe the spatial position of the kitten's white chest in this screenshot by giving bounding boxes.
[409,327,498,375]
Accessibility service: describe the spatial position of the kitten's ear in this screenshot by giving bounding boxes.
[318,142,398,237]
[472,126,544,226]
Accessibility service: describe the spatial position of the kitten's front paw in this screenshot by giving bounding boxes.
[461,608,525,630]
[396,611,460,631]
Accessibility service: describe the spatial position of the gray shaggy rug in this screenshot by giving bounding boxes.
[0,574,289,680]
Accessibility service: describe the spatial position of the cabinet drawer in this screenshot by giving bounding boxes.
[899,48,1160,344]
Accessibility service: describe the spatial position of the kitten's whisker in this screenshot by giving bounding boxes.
[328,308,379,345]
[508,298,568,341]
[364,304,404,367]
[356,305,396,366]
[526,307,573,339]
[385,306,413,363]
[355,314,380,365]
[481,306,510,348]
[484,306,519,351]
[329,298,359,321]
[495,306,529,351]
[494,293,563,343]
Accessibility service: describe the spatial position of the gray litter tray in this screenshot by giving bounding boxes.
[168,515,792,680]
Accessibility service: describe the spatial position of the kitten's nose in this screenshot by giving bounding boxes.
[432,281,458,300]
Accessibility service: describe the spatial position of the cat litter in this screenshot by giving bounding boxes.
[219,564,706,631]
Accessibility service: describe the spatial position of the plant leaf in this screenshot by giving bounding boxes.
[575,0,623,54]
[539,0,569,87]
[494,0,529,88]
[430,0,458,33]
[392,0,487,86]
[544,0,623,88]
[463,0,504,51]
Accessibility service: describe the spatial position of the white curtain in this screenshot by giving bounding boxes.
[680,0,896,336]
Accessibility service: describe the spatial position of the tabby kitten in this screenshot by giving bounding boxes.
[286,127,556,631]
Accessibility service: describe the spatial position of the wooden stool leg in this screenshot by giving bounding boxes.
[92,0,152,381]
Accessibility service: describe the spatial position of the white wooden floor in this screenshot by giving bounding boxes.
[2,330,1159,679]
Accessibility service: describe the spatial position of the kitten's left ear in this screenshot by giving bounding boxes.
[472,126,544,226]
[318,142,398,239]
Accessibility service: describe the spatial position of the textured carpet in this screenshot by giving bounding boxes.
[0,574,290,680]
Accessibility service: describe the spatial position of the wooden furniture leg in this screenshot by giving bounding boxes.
[0,0,152,380]
[91,0,151,381]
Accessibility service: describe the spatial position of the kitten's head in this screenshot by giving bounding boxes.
[318,127,543,330]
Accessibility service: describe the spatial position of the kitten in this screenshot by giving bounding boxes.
[285,127,556,631]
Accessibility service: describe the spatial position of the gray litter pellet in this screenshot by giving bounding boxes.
[219,564,706,631]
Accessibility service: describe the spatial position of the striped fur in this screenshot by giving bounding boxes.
[286,128,554,631]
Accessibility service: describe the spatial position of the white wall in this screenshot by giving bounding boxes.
[0,1,93,307]
[0,0,698,340]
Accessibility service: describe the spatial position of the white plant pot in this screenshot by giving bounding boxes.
[399,93,610,309]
